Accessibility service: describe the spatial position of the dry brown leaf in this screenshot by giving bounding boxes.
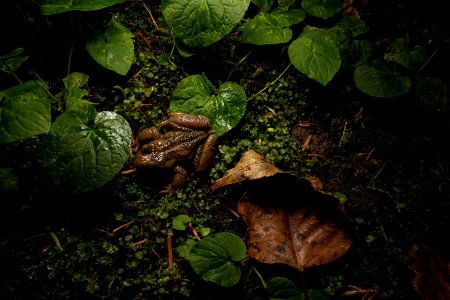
[408,241,450,300]
[213,149,353,271]
[238,194,353,271]
[211,149,283,190]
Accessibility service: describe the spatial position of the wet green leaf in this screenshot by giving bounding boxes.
[288,29,341,85]
[86,18,134,75]
[354,59,411,98]
[173,215,191,230]
[301,0,341,20]
[0,81,51,143]
[189,232,246,287]
[40,0,125,15]
[42,110,131,193]
[169,75,246,137]
[240,8,305,45]
[161,0,250,48]
[0,48,29,74]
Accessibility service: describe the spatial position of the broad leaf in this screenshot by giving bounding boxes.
[173,214,191,230]
[189,232,246,287]
[40,0,125,15]
[86,18,134,75]
[301,0,341,20]
[267,277,303,299]
[161,0,250,48]
[42,110,131,193]
[354,59,411,98]
[240,9,305,45]
[0,81,51,144]
[169,75,247,137]
[214,150,353,271]
[0,48,29,74]
[62,72,95,114]
[251,0,275,12]
[288,29,341,85]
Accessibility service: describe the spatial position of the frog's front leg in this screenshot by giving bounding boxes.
[161,165,188,196]
[160,112,211,131]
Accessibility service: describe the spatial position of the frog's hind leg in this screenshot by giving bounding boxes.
[160,165,188,196]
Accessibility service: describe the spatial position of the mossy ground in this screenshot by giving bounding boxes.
[1,1,449,299]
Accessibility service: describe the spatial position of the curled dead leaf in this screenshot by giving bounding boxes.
[213,149,353,271]
[211,149,283,190]
[238,192,353,271]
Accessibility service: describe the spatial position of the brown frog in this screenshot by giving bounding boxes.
[133,112,217,195]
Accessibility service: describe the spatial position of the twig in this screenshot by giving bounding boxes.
[167,235,173,269]
[248,63,292,101]
[142,2,160,30]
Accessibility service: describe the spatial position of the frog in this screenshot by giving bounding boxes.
[133,112,217,195]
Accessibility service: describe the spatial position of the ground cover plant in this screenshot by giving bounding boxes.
[1,0,449,299]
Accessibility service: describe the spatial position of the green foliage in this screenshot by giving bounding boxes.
[0,81,51,143]
[301,0,341,20]
[41,73,131,193]
[40,1,133,75]
[0,48,29,75]
[188,232,247,287]
[40,0,125,15]
[241,7,305,45]
[42,110,131,193]
[86,17,135,75]
[288,27,341,85]
[168,74,247,136]
[173,214,191,230]
[354,59,411,98]
[161,0,250,48]
[247,277,305,300]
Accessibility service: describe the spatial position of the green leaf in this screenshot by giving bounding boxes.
[86,18,134,75]
[169,75,247,137]
[335,15,369,38]
[251,0,275,12]
[0,48,29,74]
[40,0,125,15]
[42,110,132,193]
[173,215,191,230]
[267,277,303,300]
[307,289,329,300]
[288,29,341,85]
[176,239,197,259]
[189,232,246,287]
[0,167,19,192]
[301,0,341,20]
[346,39,372,67]
[354,59,411,98]
[0,81,51,144]
[62,72,96,114]
[240,9,305,45]
[161,0,250,48]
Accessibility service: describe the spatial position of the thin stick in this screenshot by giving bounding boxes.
[142,2,160,30]
[248,63,292,101]
[167,235,173,269]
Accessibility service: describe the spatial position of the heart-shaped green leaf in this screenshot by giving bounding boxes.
[40,0,125,15]
[301,0,341,20]
[42,110,131,193]
[169,75,246,136]
[162,0,250,48]
[288,27,341,85]
[86,18,134,75]
[0,81,51,144]
[189,232,246,287]
[354,59,411,98]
